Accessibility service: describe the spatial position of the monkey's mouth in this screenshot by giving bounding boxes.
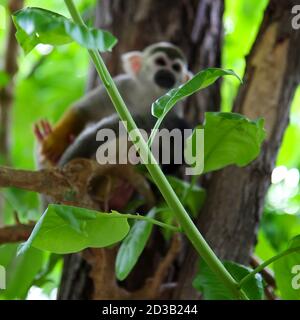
[154,70,176,89]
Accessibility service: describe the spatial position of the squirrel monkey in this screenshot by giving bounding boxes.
[34,43,192,210]
[35,42,192,164]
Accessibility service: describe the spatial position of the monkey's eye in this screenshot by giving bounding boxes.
[172,63,182,72]
[155,57,167,66]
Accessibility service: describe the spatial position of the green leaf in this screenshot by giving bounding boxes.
[261,212,300,252]
[193,259,264,300]
[151,68,241,123]
[166,176,206,217]
[18,204,130,254]
[115,209,156,281]
[12,7,117,54]
[32,253,62,288]
[185,112,265,174]
[0,70,10,88]
[289,235,300,248]
[0,244,45,299]
[156,206,174,241]
[274,235,300,300]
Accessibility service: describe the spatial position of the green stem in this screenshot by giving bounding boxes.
[238,246,300,288]
[108,212,181,233]
[64,0,246,300]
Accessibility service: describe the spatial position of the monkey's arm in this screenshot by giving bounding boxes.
[58,114,123,166]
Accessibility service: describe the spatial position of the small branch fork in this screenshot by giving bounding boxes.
[0,159,155,210]
[0,157,180,299]
[250,256,277,300]
[0,158,154,240]
[84,234,182,300]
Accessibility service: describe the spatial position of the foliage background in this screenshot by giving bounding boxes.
[0,0,299,299]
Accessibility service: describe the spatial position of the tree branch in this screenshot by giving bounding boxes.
[0,223,33,245]
[0,159,155,210]
[250,255,276,288]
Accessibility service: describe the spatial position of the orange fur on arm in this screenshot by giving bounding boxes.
[53,108,86,140]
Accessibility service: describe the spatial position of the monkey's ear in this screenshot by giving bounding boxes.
[183,70,193,82]
[121,51,143,76]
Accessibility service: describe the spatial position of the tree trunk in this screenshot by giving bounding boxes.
[174,0,300,299]
[87,0,223,123]
[58,0,223,299]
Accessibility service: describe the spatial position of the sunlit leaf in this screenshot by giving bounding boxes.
[185,112,265,174]
[0,244,45,299]
[18,204,130,254]
[12,7,117,54]
[261,212,300,252]
[274,235,300,300]
[150,68,241,138]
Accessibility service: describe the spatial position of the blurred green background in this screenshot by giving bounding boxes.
[0,0,299,299]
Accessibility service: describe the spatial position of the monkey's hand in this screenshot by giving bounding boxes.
[34,109,85,164]
[34,120,74,164]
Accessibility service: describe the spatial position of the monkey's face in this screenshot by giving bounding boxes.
[141,51,188,93]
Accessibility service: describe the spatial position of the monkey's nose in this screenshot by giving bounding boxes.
[154,70,176,89]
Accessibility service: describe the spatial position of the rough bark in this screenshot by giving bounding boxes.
[0,159,154,211]
[59,0,224,300]
[174,0,300,299]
